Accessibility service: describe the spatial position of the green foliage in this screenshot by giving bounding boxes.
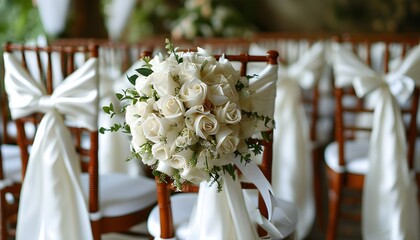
[0,1,44,43]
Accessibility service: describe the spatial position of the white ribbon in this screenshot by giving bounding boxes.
[187,62,297,239]
[36,0,70,36]
[272,42,324,239]
[332,43,420,240]
[4,52,98,240]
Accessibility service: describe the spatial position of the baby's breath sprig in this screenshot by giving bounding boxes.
[165,38,183,64]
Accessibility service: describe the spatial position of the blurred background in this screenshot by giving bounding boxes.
[1,0,419,44]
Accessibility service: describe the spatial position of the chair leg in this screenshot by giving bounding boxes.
[0,190,8,240]
[326,168,342,240]
[312,146,324,230]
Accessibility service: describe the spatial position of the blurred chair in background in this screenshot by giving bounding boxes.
[3,43,156,239]
[325,34,420,240]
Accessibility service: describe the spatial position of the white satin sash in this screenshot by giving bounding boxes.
[272,42,324,239]
[98,53,144,175]
[4,52,98,240]
[187,63,298,239]
[36,0,70,36]
[332,43,420,240]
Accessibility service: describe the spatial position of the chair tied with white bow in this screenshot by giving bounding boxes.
[4,50,99,240]
[332,42,420,240]
[272,41,324,239]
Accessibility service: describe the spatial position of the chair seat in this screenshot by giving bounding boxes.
[147,193,198,239]
[324,139,370,174]
[80,173,157,217]
[1,144,22,182]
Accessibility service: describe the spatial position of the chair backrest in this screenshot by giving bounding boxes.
[154,50,279,239]
[251,32,332,143]
[3,43,101,235]
[332,34,420,169]
[4,43,99,174]
[194,37,251,55]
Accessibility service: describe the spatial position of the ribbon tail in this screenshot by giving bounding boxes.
[16,111,93,240]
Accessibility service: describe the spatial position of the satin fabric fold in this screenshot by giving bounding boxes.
[186,63,298,239]
[187,172,259,240]
[4,52,98,240]
[332,43,420,240]
[272,42,324,239]
[97,56,144,175]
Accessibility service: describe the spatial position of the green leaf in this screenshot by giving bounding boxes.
[136,68,153,77]
[116,93,123,100]
[128,74,138,85]
[99,127,106,134]
[102,106,110,114]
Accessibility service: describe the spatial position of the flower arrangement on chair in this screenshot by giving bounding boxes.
[101,39,274,190]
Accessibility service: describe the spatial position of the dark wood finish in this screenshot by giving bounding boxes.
[326,34,420,240]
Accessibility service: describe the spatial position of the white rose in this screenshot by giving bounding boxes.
[156,160,174,177]
[140,154,156,166]
[178,61,200,84]
[150,54,178,73]
[135,76,153,96]
[217,56,241,82]
[130,124,156,166]
[152,142,171,161]
[168,149,194,169]
[179,78,208,108]
[156,95,185,121]
[130,123,147,152]
[180,166,209,184]
[190,113,219,139]
[215,125,240,155]
[214,101,241,124]
[125,98,155,125]
[149,70,180,97]
[184,105,210,116]
[142,113,171,143]
[207,75,239,106]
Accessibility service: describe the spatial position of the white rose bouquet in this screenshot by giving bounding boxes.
[101,39,274,190]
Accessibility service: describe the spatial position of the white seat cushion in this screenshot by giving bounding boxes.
[147,193,198,239]
[324,139,370,174]
[80,173,157,217]
[1,144,22,182]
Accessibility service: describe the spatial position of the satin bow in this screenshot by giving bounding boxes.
[4,52,98,240]
[332,43,420,240]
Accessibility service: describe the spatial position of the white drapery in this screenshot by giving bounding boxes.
[332,43,420,240]
[4,52,98,240]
